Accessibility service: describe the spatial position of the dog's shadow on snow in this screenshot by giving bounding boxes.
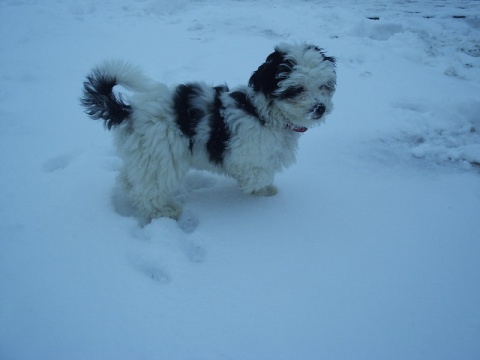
[183,170,218,192]
[111,170,236,228]
[111,169,262,231]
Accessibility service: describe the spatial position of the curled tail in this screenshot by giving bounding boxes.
[80,61,153,129]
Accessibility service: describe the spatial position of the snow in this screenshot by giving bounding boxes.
[1,0,480,359]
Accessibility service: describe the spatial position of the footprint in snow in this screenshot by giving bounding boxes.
[134,261,171,284]
[128,237,205,284]
[182,237,206,263]
[128,216,206,283]
[177,209,199,233]
[177,210,206,262]
[42,151,79,172]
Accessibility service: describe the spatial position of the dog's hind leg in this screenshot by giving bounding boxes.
[141,198,183,220]
[114,119,191,220]
[117,149,189,221]
[118,168,184,220]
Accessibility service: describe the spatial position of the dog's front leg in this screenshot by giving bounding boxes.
[251,184,278,196]
[235,168,278,196]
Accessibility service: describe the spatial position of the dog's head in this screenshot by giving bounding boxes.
[249,43,336,131]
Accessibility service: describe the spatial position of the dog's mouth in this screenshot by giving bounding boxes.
[286,122,308,133]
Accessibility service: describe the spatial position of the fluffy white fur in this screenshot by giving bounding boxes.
[81,43,336,220]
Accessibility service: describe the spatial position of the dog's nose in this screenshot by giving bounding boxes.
[313,104,326,118]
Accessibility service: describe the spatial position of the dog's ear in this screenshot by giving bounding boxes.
[249,48,294,96]
[306,44,336,65]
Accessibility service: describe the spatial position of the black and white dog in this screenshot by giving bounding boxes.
[81,43,336,219]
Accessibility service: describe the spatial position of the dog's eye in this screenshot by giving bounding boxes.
[281,86,305,99]
[320,82,336,92]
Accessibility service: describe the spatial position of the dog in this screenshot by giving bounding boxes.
[81,43,336,220]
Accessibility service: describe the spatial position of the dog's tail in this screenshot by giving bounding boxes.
[81,60,153,129]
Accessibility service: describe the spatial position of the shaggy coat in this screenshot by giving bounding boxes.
[81,43,336,219]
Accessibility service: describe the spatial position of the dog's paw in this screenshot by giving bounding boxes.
[163,203,183,220]
[142,201,183,221]
[251,184,278,196]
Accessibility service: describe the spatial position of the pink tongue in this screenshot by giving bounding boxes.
[293,126,308,133]
[286,123,308,133]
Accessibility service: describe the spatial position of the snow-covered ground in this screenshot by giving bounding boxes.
[1,1,480,359]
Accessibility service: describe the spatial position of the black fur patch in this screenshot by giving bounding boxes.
[248,49,294,97]
[81,68,132,130]
[248,46,335,97]
[173,84,205,149]
[230,91,265,125]
[207,86,230,164]
[306,45,336,65]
